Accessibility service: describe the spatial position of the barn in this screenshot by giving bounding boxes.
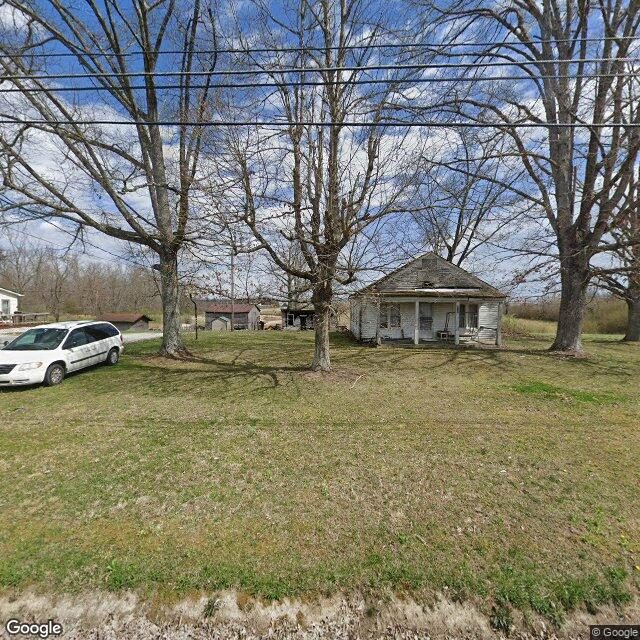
[98,313,152,332]
[350,253,506,346]
[205,304,261,331]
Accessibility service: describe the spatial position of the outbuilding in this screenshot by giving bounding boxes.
[350,253,506,346]
[98,313,152,332]
[0,287,23,321]
[205,304,261,331]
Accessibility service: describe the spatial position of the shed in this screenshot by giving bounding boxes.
[205,304,261,330]
[209,316,231,331]
[98,313,152,332]
[0,287,23,321]
[350,253,506,346]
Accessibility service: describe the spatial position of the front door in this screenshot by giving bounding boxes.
[419,302,434,339]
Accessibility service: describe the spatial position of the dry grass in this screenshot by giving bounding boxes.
[0,330,639,626]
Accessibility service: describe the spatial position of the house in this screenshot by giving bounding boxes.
[0,287,23,321]
[209,316,231,331]
[98,313,152,332]
[350,253,506,345]
[205,304,261,330]
[281,305,338,331]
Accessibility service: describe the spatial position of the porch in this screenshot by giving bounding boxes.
[376,299,501,346]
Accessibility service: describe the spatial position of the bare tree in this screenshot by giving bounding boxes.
[0,0,219,355]
[211,0,426,371]
[426,0,640,354]
[413,128,529,265]
[594,163,640,341]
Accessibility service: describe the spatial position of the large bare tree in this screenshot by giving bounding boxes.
[0,0,219,355]
[211,0,427,371]
[427,0,640,354]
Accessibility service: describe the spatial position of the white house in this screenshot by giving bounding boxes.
[0,287,23,320]
[350,253,506,346]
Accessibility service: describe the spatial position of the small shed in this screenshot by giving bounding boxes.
[205,304,261,330]
[209,316,231,331]
[98,313,152,332]
[0,287,23,320]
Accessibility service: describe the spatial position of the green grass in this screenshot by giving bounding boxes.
[1,331,639,625]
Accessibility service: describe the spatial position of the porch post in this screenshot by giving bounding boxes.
[496,302,503,346]
[414,300,419,345]
[454,301,460,345]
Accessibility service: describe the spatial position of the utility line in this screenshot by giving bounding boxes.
[0,73,631,93]
[7,224,149,269]
[1,118,637,128]
[2,57,637,81]
[6,35,640,59]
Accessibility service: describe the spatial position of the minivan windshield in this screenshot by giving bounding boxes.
[3,328,68,351]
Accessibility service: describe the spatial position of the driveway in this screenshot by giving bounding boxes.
[122,331,163,343]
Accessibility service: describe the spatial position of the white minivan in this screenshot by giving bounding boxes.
[0,320,123,387]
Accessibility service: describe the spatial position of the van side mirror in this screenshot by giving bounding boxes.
[2,340,8,347]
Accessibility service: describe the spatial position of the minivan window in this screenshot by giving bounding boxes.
[86,323,118,341]
[3,328,68,351]
[63,328,93,349]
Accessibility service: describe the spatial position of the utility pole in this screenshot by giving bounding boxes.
[230,249,235,331]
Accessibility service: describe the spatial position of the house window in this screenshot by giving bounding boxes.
[419,302,433,330]
[379,304,389,329]
[379,303,401,329]
[459,303,479,328]
[1,299,9,316]
[389,305,401,328]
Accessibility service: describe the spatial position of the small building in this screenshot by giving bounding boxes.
[209,316,231,331]
[350,253,506,345]
[205,304,261,330]
[98,313,152,332]
[0,287,23,320]
[281,305,338,331]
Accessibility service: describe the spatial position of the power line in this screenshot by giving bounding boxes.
[1,118,638,128]
[2,57,637,81]
[0,73,631,94]
[7,35,640,59]
[6,224,149,269]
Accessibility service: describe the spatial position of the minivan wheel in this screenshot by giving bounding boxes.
[44,363,65,386]
[106,347,120,366]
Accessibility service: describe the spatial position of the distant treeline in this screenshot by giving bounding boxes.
[509,297,628,335]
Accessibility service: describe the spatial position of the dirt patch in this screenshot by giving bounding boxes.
[1,591,637,639]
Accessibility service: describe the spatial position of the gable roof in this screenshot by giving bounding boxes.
[98,313,152,323]
[0,286,23,297]
[206,303,259,314]
[354,253,506,299]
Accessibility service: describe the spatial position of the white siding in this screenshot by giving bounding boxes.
[478,301,501,342]
[350,297,502,343]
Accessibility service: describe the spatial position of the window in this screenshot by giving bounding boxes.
[63,328,93,349]
[379,304,389,329]
[459,304,479,328]
[3,328,68,351]
[379,303,400,329]
[86,323,119,342]
[419,302,433,330]
[1,299,9,315]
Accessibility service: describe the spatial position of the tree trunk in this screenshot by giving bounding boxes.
[550,256,589,354]
[159,251,184,357]
[623,297,640,342]
[311,281,333,372]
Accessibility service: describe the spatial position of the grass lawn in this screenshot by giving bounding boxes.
[1,327,639,626]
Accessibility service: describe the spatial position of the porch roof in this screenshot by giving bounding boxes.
[352,253,506,299]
